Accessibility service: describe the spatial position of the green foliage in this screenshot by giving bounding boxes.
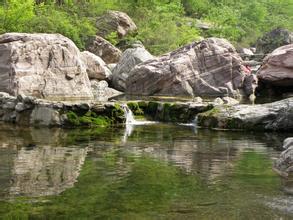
[105,31,119,45]
[0,0,35,33]
[183,0,293,46]
[0,0,292,52]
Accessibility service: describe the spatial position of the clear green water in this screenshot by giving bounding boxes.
[0,123,292,219]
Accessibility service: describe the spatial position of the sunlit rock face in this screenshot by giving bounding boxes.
[9,146,88,197]
[111,47,154,91]
[126,38,255,97]
[258,44,293,88]
[0,33,93,100]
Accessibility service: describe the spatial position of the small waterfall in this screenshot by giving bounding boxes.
[249,89,256,105]
[121,104,157,143]
[121,104,136,124]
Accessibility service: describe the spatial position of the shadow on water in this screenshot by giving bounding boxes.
[0,123,292,219]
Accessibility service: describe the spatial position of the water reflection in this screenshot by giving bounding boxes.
[0,125,88,198]
[0,123,292,218]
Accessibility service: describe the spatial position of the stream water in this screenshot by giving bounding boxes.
[0,120,293,219]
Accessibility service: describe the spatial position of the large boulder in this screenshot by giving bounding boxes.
[258,44,293,87]
[111,46,154,91]
[86,36,122,64]
[0,33,93,100]
[80,51,112,80]
[256,28,293,55]
[198,97,293,131]
[96,10,137,38]
[274,138,293,177]
[126,38,256,97]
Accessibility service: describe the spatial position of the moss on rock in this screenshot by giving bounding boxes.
[66,111,112,127]
[127,102,144,115]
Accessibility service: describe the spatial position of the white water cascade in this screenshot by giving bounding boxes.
[121,104,136,124]
[121,104,156,143]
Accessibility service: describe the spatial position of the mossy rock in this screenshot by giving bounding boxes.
[145,101,159,116]
[127,102,144,115]
[197,107,220,128]
[66,111,80,126]
[138,101,148,110]
[66,111,112,127]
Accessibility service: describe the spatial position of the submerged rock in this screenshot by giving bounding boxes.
[96,10,137,38]
[274,138,293,177]
[111,47,154,91]
[86,36,122,64]
[0,33,93,100]
[198,98,293,131]
[126,38,256,98]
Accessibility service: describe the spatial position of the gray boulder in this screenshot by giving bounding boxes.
[126,38,256,97]
[91,80,122,101]
[198,97,293,131]
[256,28,293,54]
[96,10,137,38]
[0,33,93,100]
[80,51,112,80]
[274,138,293,177]
[111,47,154,91]
[86,36,122,64]
[237,48,254,60]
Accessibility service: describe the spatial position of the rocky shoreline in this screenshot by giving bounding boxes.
[0,91,215,128]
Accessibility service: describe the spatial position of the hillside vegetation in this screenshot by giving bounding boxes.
[0,0,292,55]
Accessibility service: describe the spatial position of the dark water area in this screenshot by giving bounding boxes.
[0,123,293,219]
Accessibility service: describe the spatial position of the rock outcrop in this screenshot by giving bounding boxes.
[0,33,93,100]
[96,10,137,38]
[258,44,293,87]
[111,47,154,91]
[80,51,112,80]
[274,138,293,177]
[86,36,122,64]
[256,28,293,55]
[198,97,293,131]
[126,38,256,97]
